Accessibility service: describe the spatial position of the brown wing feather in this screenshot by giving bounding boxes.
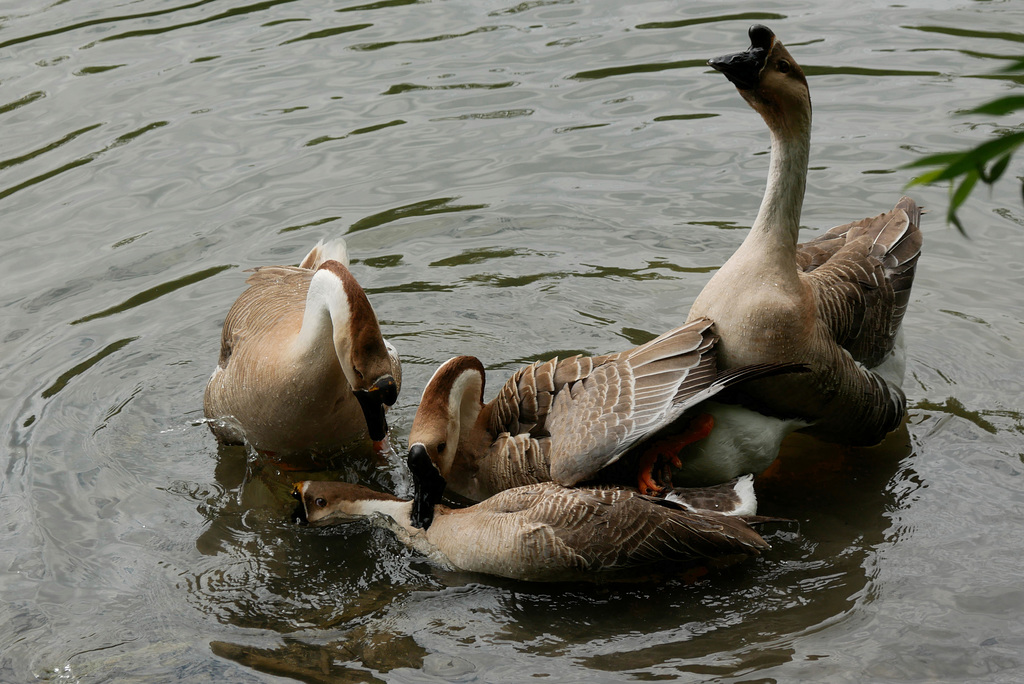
[781,197,922,444]
[435,483,767,580]
[544,320,718,485]
[800,196,922,367]
[488,354,606,438]
[473,433,552,495]
[514,485,768,573]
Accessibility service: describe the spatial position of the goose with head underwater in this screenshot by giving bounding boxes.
[203,238,401,459]
[403,317,805,501]
[676,25,923,480]
[291,451,773,583]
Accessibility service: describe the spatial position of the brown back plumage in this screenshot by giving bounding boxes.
[297,479,770,582]
[431,482,769,581]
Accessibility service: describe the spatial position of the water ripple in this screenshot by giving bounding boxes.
[352,24,506,52]
[0,123,102,172]
[279,22,373,45]
[2,1,1024,682]
[0,90,46,115]
[570,58,705,81]
[347,197,489,233]
[70,264,233,325]
[0,0,219,49]
[637,11,787,31]
[0,121,167,202]
[90,0,303,46]
[40,337,138,400]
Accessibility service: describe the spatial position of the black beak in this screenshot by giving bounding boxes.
[291,486,309,525]
[374,375,399,407]
[354,375,397,442]
[407,444,447,530]
[708,24,774,91]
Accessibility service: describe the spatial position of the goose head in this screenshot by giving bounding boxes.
[290,455,446,532]
[292,480,404,526]
[708,25,811,139]
[406,355,486,479]
[311,260,399,442]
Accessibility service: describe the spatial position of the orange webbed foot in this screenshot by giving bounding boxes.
[636,453,663,495]
[635,413,716,493]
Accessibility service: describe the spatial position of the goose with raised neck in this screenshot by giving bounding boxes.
[686,25,922,450]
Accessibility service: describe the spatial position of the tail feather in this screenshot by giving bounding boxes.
[738,515,795,526]
[881,197,923,336]
[299,238,350,269]
[670,361,810,410]
[711,361,811,390]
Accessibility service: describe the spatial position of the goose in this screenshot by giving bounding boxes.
[291,473,772,582]
[204,238,401,458]
[404,317,804,501]
[680,25,922,469]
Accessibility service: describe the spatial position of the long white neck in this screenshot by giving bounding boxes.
[293,270,351,370]
[433,365,485,477]
[737,119,810,272]
[353,497,417,534]
[362,499,455,567]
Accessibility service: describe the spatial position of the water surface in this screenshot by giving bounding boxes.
[2,0,1024,681]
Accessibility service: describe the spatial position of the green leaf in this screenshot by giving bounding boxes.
[1001,57,1024,73]
[950,169,979,211]
[949,209,967,237]
[899,55,1024,234]
[903,151,969,169]
[908,132,1024,182]
[905,167,951,187]
[970,95,1024,116]
[981,153,1012,184]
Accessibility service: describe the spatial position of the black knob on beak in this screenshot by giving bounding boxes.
[407,444,447,530]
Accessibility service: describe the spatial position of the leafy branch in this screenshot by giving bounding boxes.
[904,58,1024,235]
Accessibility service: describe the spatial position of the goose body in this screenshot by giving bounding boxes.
[204,239,401,456]
[406,318,802,501]
[292,477,770,582]
[685,26,922,452]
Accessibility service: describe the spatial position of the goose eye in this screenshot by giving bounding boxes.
[315,498,327,508]
[437,442,446,454]
[778,60,791,74]
[354,369,364,381]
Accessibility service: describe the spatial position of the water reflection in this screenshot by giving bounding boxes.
[185,439,421,629]
[192,419,913,679]
[188,441,438,680]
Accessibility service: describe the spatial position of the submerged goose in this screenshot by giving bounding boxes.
[405,317,803,501]
[292,474,771,582]
[682,26,923,466]
[204,238,401,457]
